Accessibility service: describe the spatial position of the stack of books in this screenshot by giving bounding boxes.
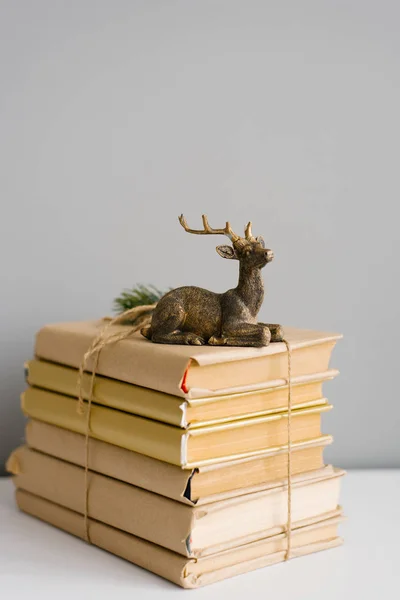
[7,319,344,588]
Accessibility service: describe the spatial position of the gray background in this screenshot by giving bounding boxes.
[1,0,399,474]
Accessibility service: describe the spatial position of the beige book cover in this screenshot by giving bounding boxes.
[35,320,342,397]
[16,488,344,588]
[7,446,344,558]
[25,420,333,504]
[21,387,331,467]
[26,359,338,428]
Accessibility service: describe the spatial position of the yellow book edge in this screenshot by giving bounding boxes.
[21,387,332,468]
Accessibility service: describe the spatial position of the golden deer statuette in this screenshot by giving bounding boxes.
[141,215,283,347]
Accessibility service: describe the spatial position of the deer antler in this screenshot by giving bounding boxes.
[245,221,256,241]
[179,214,240,242]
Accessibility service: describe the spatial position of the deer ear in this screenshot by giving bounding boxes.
[216,245,238,260]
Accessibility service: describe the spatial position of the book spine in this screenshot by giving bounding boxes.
[9,447,194,556]
[16,489,191,587]
[35,324,189,397]
[21,387,185,466]
[26,359,186,427]
[25,420,194,504]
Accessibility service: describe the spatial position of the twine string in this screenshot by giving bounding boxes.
[76,304,156,542]
[283,339,293,560]
[82,349,99,542]
[77,314,293,557]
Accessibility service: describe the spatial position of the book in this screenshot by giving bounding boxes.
[8,446,344,557]
[34,321,342,397]
[21,387,331,467]
[16,489,344,588]
[26,359,338,428]
[24,420,332,504]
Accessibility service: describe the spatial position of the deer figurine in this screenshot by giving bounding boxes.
[141,215,283,347]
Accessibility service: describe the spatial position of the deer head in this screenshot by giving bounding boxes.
[178,214,274,269]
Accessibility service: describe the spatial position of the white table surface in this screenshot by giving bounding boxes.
[0,471,399,599]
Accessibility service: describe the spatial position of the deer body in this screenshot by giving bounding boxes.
[141,215,283,347]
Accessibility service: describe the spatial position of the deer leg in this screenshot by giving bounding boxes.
[209,323,271,348]
[153,330,205,345]
[260,323,284,342]
[149,302,205,345]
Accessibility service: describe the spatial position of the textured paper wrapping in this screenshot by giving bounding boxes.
[24,420,332,505]
[16,489,344,588]
[35,321,342,397]
[7,446,344,557]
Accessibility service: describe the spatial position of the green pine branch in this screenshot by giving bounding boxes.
[113,284,169,314]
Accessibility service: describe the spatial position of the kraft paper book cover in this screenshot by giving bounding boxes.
[16,489,343,589]
[8,446,344,558]
[26,358,338,428]
[24,420,332,504]
[34,320,342,397]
